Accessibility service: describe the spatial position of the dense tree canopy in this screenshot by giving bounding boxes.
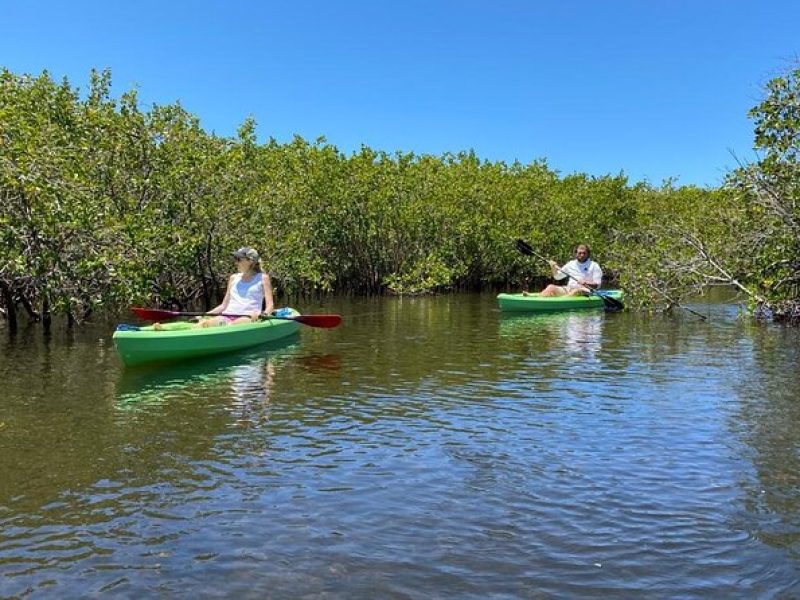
[1,65,798,331]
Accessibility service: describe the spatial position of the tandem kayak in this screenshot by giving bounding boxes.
[497,291,624,312]
[113,309,301,367]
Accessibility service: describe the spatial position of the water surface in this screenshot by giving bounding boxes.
[1,293,799,598]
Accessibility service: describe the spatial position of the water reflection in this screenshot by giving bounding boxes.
[115,336,301,408]
[499,311,606,366]
[732,325,800,554]
[294,352,342,373]
[4,295,800,596]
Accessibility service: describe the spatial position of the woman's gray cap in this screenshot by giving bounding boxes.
[232,247,259,261]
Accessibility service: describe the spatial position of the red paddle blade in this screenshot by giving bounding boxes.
[130,307,182,321]
[290,314,342,328]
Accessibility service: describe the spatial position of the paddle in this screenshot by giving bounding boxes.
[130,307,342,328]
[515,239,624,311]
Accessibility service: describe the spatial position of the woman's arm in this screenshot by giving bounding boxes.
[262,274,275,315]
[207,275,234,314]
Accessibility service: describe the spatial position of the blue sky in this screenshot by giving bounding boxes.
[2,1,798,187]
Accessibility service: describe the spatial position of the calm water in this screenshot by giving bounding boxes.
[1,293,800,598]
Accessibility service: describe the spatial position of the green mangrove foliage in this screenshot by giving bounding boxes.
[1,65,798,330]
[729,65,800,322]
[603,65,800,323]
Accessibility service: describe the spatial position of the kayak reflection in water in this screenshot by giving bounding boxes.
[527,243,603,297]
[561,312,603,361]
[154,246,274,330]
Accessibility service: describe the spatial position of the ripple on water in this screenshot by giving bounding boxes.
[2,298,800,596]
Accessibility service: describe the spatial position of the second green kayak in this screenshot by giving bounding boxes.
[113,309,301,367]
[497,291,624,312]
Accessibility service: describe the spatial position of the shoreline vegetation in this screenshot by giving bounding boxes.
[1,66,798,333]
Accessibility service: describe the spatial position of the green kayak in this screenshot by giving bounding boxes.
[497,291,623,312]
[113,310,301,367]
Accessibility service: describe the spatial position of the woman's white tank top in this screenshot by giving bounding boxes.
[227,273,264,314]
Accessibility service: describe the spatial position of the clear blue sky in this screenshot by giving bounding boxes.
[2,1,798,187]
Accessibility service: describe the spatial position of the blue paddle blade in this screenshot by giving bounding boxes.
[116,324,141,331]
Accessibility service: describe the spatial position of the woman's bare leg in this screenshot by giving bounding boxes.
[228,316,253,325]
[199,316,227,328]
